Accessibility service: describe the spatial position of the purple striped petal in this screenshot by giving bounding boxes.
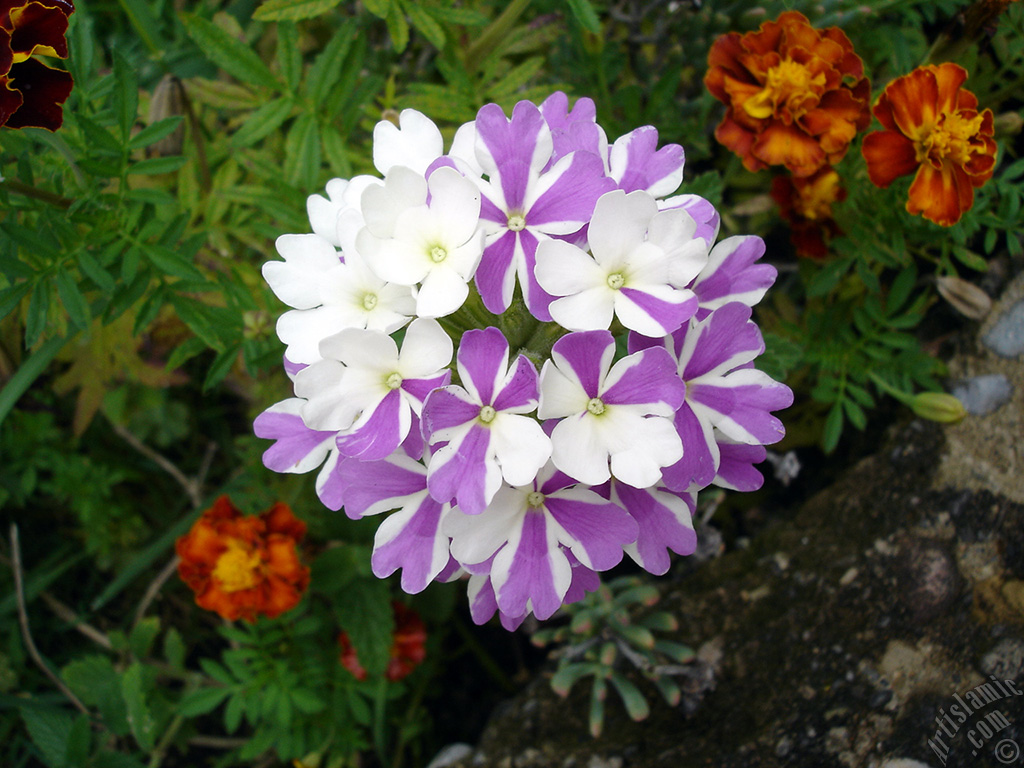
[527,151,613,230]
[422,388,481,440]
[550,330,615,398]
[614,483,696,575]
[601,347,685,410]
[372,494,451,593]
[426,424,498,514]
[492,354,540,412]
[660,194,720,245]
[545,489,636,571]
[617,286,698,337]
[315,451,346,511]
[660,403,718,491]
[335,389,409,461]
[475,229,519,315]
[678,303,764,380]
[456,327,509,405]
[691,235,776,315]
[563,560,601,605]
[714,440,766,491]
[609,126,684,197]
[492,510,569,620]
[712,370,792,445]
[539,91,604,163]
[254,399,336,473]
[475,101,550,208]
[517,228,557,322]
[467,572,529,630]
[336,453,428,519]
[400,372,451,408]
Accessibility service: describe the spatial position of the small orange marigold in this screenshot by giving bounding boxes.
[176,496,310,623]
[771,168,846,259]
[861,63,997,227]
[705,11,871,177]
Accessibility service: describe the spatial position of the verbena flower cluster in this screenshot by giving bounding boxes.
[255,94,793,629]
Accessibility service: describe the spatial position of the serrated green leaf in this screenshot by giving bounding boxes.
[283,113,321,189]
[64,715,91,767]
[165,336,206,371]
[405,1,446,48]
[566,0,602,33]
[0,281,31,321]
[183,14,282,91]
[164,628,186,671]
[55,269,90,329]
[952,245,988,272]
[127,156,187,175]
[305,23,356,104]
[335,579,394,677]
[25,278,49,348]
[362,0,392,18]
[254,0,343,20]
[291,688,325,714]
[177,686,231,717]
[842,397,867,430]
[112,52,139,143]
[168,295,235,352]
[425,5,488,25]
[71,113,123,156]
[321,125,351,176]
[121,663,156,751]
[128,116,185,151]
[202,343,241,390]
[276,22,302,90]
[129,617,161,658]
[20,706,73,768]
[224,691,245,733]
[144,245,205,281]
[487,56,544,99]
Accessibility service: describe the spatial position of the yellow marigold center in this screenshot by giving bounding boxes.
[744,58,825,120]
[917,111,984,167]
[794,171,842,221]
[212,542,263,593]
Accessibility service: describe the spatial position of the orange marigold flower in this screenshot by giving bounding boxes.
[705,11,871,177]
[176,496,310,623]
[861,63,997,227]
[339,602,427,682]
[1,0,74,130]
[771,168,846,259]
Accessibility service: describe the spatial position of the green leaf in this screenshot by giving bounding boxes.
[77,250,116,294]
[807,257,853,298]
[25,278,50,348]
[62,655,130,735]
[589,677,607,738]
[842,397,867,430]
[886,265,917,315]
[290,688,325,714]
[405,1,446,48]
[362,0,392,18]
[822,401,844,453]
[54,270,90,329]
[165,336,207,371]
[550,662,598,697]
[310,544,370,595]
[199,659,236,686]
[304,23,356,104]
[224,691,245,733]
[321,125,352,177]
[93,751,147,768]
[276,22,302,90]
[177,686,231,717]
[183,14,282,91]
[168,295,236,352]
[425,6,489,25]
[254,0,343,21]
[127,156,187,175]
[121,663,156,751]
[64,715,92,767]
[128,116,185,151]
[566,0,602,33]
[202,343,241,390]
[385,1,409,51]
[164,628,186,671]
[334,578,394,677]
[112,52,139,143]
[0,281,31,321]
[952,245,988,272]
[230,97,294,148]
[20,706,73,768]
[129,617,161,658]
[144,245,205,281]
[72,113,123,156]
[283,113,321,189]
[608,672,650,721]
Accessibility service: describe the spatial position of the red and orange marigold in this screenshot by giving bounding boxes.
[176,496,310,623]
[861,63,997,227]
[1,0,74,130]
[705,11,871,177]
[339,602,427,682]
[771,168,846,259]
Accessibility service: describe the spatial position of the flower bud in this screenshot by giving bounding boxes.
[911,392,967,424]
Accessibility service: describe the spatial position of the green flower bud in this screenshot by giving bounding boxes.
[911,392,966,424]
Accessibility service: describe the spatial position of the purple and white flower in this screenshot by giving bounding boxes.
[535,189,707,337]
[538,330,686,487]
[422,327,551,515]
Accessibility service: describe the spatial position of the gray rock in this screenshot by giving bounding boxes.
[950,374,1013,415]
[428,744,474,768]
[980,637,1024,680]
[982,298,1024,357]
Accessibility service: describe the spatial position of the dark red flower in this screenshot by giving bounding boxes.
[1,0,74,130]
[339,602,427,682]
[771,168,846,259]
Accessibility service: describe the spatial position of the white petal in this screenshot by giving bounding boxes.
[397,318,454,377]
[416,267,470,318]
[426,166,483,247]
[550,414,610,485]
[607,415,682,487]
[373,109,443,176]
[538,360,588,420]
[587,190,658,265]
[490,414,552,487]
[549,288,616,332]
[277,305,362,365]
[361,166,427,238]
[534,239,606,296]
[445,485,527,565]
[264,234,341,309]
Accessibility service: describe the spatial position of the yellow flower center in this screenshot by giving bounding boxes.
[362,292,378,311]
[917,111,984,167]
[744,58,825,120]
[429,245,448,263]
[479,405,497,423]
[386,372,403,389]
[507,213,526,232]
[587,397,606,415]
[212,542,263,593]
[607,272,625,290]
[527,491,546,508]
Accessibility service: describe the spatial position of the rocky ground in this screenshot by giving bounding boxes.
[433,273,1024,768]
